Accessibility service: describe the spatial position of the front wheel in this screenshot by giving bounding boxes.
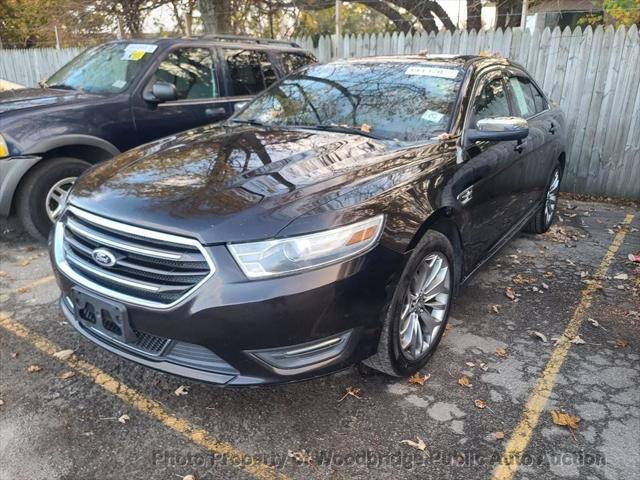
[364,231,455,377]
[16,157,90,241]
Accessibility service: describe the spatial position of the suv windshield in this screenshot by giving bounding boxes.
[236,62,463,142]
[46,42,157,94]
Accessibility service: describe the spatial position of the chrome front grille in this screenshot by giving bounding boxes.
[55,206,215,308]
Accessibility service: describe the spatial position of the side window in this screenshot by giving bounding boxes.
[224,49,277,96]
[508,76,537,118]
[281,52,315,74]
[152,48,218,100]
[472,76,511,126]
[530,82,548,113]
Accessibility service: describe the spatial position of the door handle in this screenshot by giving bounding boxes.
[549,123,556,134]
[514,141,526,153]
[205,107,226,117]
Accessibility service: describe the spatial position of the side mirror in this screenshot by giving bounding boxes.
[466,117,529,143]
[144,81,178,103]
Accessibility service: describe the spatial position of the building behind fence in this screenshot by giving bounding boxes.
[1,25,639,198]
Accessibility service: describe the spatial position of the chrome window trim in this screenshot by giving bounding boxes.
[54,206,216,310]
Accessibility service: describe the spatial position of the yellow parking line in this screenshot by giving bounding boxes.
[0,312,288,480]
[492,213,635,480]
[14,275,55,293]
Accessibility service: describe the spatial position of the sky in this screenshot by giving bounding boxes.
[143,1,500,34]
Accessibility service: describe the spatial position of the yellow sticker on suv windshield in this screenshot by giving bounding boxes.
[130,50,145,61]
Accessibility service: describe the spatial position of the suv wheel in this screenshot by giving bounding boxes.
[364,231,454,377]
[16,157,90,241]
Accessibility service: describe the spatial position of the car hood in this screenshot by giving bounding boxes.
[0,88,103,114]
[69,124,411,244]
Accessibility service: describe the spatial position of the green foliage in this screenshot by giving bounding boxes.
[295,4,396,37]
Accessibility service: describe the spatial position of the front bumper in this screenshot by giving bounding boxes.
[51,233,405,385]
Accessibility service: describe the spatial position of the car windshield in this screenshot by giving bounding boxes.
[235,61,463,142]
[46,42,157,94]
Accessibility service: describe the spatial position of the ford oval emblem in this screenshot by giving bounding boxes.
[92,248,117,268]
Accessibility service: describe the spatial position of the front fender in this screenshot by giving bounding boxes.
[0,155,41,216]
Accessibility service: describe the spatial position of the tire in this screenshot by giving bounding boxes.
[364,230,455,377]
[16,157,90,241]
[524,164,562,235]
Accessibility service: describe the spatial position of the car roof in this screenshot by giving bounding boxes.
[106,36,308,52]
[328,54,512,70]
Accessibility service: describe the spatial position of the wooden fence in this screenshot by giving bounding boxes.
[1,26,638,198]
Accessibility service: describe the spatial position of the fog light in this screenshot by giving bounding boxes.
[248,330,352,374]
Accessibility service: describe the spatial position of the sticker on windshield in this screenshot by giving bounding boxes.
[121,43,157,61]
[421,109,445,123]
[112,80,127,89]
[405,66,459,79]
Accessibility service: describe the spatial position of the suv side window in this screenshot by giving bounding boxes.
[472,76,511,127]
[224,49,277,96]
[152,48,218,100]
[530,82,548,113]
[281,52,315,74]
[508,76,537,118]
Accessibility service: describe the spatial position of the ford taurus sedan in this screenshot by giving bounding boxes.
[49,55,566,385]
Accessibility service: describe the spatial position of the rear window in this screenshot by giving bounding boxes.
[224,49,277,96]
[281,52,316,74]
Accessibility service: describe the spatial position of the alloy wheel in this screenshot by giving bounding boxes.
[399,252,451,361]
[46,177,76,222]
[544,169,560,226]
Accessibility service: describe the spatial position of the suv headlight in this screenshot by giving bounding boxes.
[228,215,385,279]
[0,134,9,158]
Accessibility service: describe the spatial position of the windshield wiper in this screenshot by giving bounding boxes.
[48,84,77,91]
[292,124,382,140]
[231,119,266,127]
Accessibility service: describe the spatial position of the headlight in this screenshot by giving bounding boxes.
[228,215,385,279]
[0,134,9,158]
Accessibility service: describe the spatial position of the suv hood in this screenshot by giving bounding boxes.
[70,125,406,244]
[0,88,102,114]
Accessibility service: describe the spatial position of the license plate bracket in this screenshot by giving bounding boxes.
[71,287,136,344]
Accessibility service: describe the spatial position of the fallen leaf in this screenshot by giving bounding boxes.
[10,352,18,358]
[615,338,630,348]
[458,375,473,388]
[408,373,431,386]
[474,399,487,409]
[494,431,505,440]
[541,282,549,290]
[19,259,31,267]
[550,409,581,434]
[613,273,628,280]
[512,274,536,285]
[338,386,362,402]
[543,271,555,279]
[287,449,313,464]
[495,347,508,358]
[628,253,640,263]
[17,286,30,294]
[27,365,42,373]
[530,331,548,343]
[174,385,190,396]
[53,349,74,360]
[479,362,489,371]
[118,414,130,424]
[360,123,372,133]
[465,362,475,367]
[0,399,4,406]
[505,287,516,300]
[491,304,501,314]
[400,437,428,453]
[59,371,75,380]
[182,475,196,480]
[0,271,7,277]
[570,335,586,345]
[587,318,602,329]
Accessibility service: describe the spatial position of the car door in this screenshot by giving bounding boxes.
[132,46,229,143]
[218,47,279,113]
[456,69,528,270]
[505,72,556,210]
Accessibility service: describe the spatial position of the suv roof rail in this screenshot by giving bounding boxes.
[200,34,300,48]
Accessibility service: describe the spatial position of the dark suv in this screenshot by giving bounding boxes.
[50,55,566,385]
[0,36,316,240]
